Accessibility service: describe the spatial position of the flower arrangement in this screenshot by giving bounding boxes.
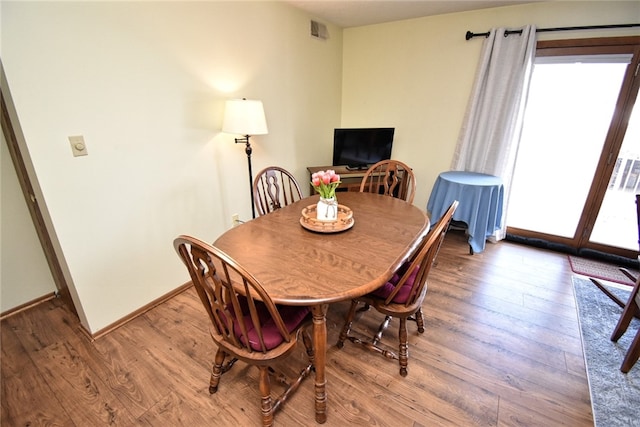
[311,169,341,199]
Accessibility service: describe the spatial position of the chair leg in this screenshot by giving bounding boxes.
[591,278,626,308]
[414,308,425,333]
[263,329,315,421]
[258,366,274,427]
[611,297,639,341]
[619,267,638,283]
[337,300,359,348]
[302,328,315,366]
[398,318,409,377]
[209,348,226,394]
[612,310,636,342]
[372,316,392,346]
[621,327,640,373]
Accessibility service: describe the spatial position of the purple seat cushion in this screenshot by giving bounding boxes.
[371,262,419,303]
[228,298,310,351]
[247,305,310,351]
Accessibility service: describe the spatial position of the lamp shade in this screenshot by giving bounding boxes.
[222,98,268,136]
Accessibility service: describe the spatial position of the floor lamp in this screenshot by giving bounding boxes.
[222,98,268,219]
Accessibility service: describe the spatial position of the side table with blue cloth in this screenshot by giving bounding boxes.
[427,171,504,254]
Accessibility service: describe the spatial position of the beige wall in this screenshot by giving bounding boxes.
[341,1,640,210]
[1,1,343,332]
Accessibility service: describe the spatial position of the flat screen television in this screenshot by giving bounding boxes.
[332,128,395,170]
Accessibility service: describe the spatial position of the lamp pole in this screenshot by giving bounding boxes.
[236,135,255,219]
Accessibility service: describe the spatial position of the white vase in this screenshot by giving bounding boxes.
[316,197,338,222]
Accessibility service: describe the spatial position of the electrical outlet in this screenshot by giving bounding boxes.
[232,214,239,227]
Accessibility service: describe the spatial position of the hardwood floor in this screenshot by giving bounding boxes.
[1,230,593,426]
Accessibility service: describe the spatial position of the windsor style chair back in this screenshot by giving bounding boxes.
[253,166,303,216]
[359,159,416,204]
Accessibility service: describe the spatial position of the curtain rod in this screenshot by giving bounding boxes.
[465,23,640,40]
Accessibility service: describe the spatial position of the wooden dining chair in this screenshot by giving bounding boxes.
[359,159,416,204]
[253,166,303,216]
[173,235,314,426]
[336,200,458,376]
[610,272,640,373]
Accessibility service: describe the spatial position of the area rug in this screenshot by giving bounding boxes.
[569,255,637,286]
[572,276,640,427]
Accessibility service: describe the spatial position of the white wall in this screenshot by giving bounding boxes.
[341,1,640,210]
[1,132,57,312]
[1,1,343,333]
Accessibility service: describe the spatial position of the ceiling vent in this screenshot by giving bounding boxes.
[310,20,329,40]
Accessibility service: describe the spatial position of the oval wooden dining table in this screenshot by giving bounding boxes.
[213,191,430,423]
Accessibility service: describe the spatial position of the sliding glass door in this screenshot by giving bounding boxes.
[590,101,640,251]
[506,37,640,259]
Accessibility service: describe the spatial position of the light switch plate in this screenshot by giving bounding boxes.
[69,135,88,157]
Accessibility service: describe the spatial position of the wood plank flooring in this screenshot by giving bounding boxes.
[1,230,594,426]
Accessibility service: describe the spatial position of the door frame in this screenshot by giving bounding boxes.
[507,36,640,260]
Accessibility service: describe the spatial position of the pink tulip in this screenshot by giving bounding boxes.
[310,170,341,198]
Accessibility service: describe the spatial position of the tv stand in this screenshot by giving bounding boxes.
[307,165,369,194]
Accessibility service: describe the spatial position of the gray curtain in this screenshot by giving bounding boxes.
[451,25,537,240]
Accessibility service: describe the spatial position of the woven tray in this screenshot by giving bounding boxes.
[300,204,354,233]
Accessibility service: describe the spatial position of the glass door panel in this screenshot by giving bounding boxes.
[508,59,628,237]
[590,100,640,250]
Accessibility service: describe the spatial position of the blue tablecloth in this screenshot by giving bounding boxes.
[427,171,504,254]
